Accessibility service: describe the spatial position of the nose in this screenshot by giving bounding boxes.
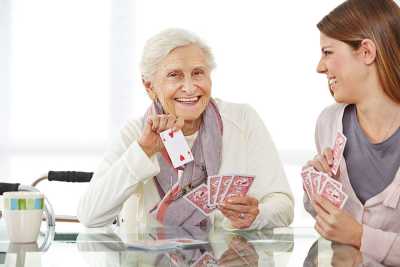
[316,57,327,74]
[182,78,195,94]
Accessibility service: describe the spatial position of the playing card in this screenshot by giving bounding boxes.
[207,175,221,207]
[309,171,321,196]
[318,173,343,194]
[301,167,314,198]
[160,129,194,169]
[216,175,233,204]
[190,252,217,267]
[319,180,348,209]
[223,175,255,200]
[184,184,215,216]
[301,166,314,180]
[303,176,313,200]
[331,132,347,175]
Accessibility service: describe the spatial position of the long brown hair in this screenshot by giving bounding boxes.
[317,0,400,103]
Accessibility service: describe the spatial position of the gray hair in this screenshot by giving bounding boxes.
[140,28,216,81]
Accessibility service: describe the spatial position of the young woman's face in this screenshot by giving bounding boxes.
[316,33,369,103]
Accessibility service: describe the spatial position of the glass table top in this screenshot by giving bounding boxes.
[0,221,387,267]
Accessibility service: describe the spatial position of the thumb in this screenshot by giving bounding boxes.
[143,117,154,134]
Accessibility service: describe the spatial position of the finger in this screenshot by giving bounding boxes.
[150,116,160,131]
[220,208,250,227]
[220,203,253,213]
[232,219,252,229]
[157,115,169,132]
[313,200,332,223]
[173,116,185,132]
[143,117,154,134]
[323,148,334,166]
[308,159,325,173]
[315,222,326,239]
[314,195,339,215]
[219,207,238,219]
[315,216,333,239]
[226,196,258,206]
[165,115,176,130]
[316,154,332,175]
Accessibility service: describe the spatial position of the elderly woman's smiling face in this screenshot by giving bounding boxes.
[147,44,212,123]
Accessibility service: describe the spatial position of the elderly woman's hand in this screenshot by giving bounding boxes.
[218,196,259,229]
[138,114,184,157]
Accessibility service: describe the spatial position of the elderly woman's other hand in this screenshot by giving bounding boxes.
[218,196,259,229]
[138,114,184,157]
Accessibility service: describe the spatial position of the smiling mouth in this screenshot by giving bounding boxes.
[328,77,337,90]
[174,96,201,105]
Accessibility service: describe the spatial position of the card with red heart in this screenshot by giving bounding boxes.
[160,129,194,169]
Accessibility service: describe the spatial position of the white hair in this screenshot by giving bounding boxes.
[140,28,216,81]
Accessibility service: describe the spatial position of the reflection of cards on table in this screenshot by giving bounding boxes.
[190,252,217,267]
[160,129,194,168]
[126,238,207,251]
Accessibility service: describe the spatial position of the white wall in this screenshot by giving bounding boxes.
[0,0,346,227]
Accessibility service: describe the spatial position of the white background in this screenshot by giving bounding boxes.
[0,0,351,229]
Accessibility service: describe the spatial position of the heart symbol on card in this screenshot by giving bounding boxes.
[179,154,185,161]
[168,131,174,138]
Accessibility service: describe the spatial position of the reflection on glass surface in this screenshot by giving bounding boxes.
[76,225,294,266]
[0,226,54,267]
[303,238,387,267]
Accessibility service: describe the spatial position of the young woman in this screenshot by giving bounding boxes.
[304,0,400,265]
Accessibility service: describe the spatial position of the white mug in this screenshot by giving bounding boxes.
[3,191,44,243]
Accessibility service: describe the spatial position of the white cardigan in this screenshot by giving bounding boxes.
[77,99,294,231]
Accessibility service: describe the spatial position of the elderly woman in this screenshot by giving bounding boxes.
[78,28,293,230]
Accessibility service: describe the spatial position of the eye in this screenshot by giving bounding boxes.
[192,69,204,76]
[167,71,178,78]
[322,49,332,56]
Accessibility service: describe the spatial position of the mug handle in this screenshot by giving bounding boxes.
[18,185,56,227]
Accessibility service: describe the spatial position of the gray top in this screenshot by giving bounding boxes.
[342,104,400,204]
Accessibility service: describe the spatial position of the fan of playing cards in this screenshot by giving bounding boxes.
[184,175,255,216]
[302,132,348,209]
[159,128,255,215]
